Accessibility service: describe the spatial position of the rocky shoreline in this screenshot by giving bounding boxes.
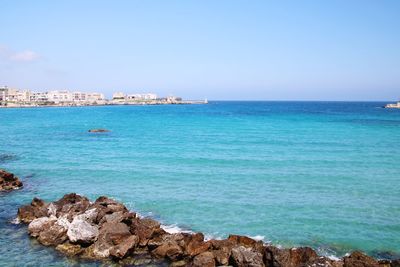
[17,193,399,267]
[0,169,23,191]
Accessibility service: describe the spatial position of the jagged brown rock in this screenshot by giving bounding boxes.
[185,233,211,257]
[192,251,215,267]
[230,245,265,267]
[17,193,400,267]
[0,169,23,191]
[264,246,319,267]
[343,251,381,267]
[18,198,48,223]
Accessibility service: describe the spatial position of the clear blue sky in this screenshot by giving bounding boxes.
[1,0,399,100]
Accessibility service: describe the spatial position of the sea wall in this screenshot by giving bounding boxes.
[17,193,399,267]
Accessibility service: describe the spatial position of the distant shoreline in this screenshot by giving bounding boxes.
[0,100,208,109]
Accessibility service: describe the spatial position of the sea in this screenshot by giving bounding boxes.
[0,101,399,266]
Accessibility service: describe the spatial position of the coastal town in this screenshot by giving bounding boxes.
[0,86,207,107]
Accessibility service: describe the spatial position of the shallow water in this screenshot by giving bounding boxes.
[1,101,399,265]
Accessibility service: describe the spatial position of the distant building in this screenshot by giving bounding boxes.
[30,92,49,102]
[0,85,191,107]
[16,90,31,102]
[112,92,126,100]
[72,92,86,102]
[5,88,19,102]
[47,90,72,103]
[126,93,157,101]
[0,86,105,106]
[86,92,105,103]
[166,96,182,103]
[0,86,8,102]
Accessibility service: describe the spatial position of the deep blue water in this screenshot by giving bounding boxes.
[1,101,400,265]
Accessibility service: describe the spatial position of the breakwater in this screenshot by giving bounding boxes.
[17,193,399,267]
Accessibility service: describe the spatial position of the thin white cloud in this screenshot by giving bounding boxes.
[0,45,40,62]
[9,50,40,62]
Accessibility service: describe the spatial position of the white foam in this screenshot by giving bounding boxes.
[250,235,265,241]
[11,217,21,224]
[327,255,341,261]
[161,224,193,234]
[204,233,220,241]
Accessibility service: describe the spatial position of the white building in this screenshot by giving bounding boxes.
[72,92,86,102]
[4,88,19,102]
[126,93,157,101]
[0,86,106,106]
[16,90,31,102]
[0,86,8,102]
[50,91,71,103]
[86,92,105,102]
[30,92,49,102]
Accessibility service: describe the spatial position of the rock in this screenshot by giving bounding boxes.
[99,211,126,225]
[56,242,84,256]
[171,260,189,267]
[229,235,258,248]
[192,251,216,267]
[314,257,344,267]
[88,129,110,133]
[130,217,162,246]
[390,259,400,267]
[53,193,90,219]
[37,222,68,246]
[47,203,57,217]
[91,196,128,224]
[31,197,46,207]
[67,217,99,244]
[17,194,400,267]
[230,246,265,267]
[213,248,231,266]
[210,238,236,250]
[92,222,132,258]
[28,216,57,237]
[265,246,318,267]
[0,169,23,191]
[343,251,380,267]
[185,233,211,256]
[74,208,98,223]
[148,232,184,250]
[56,215,71,229]
[152,241,183,261]
[18,198,48,223]
[109,235,139,259]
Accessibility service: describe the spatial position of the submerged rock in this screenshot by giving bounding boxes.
[0,169,23,191]
[88,129,110,133]
[17,193,400,267]
[0,153,18,163]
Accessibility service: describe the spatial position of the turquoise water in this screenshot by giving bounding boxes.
[1,101,400,265]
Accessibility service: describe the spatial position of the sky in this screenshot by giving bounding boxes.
[1,0,399,100]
